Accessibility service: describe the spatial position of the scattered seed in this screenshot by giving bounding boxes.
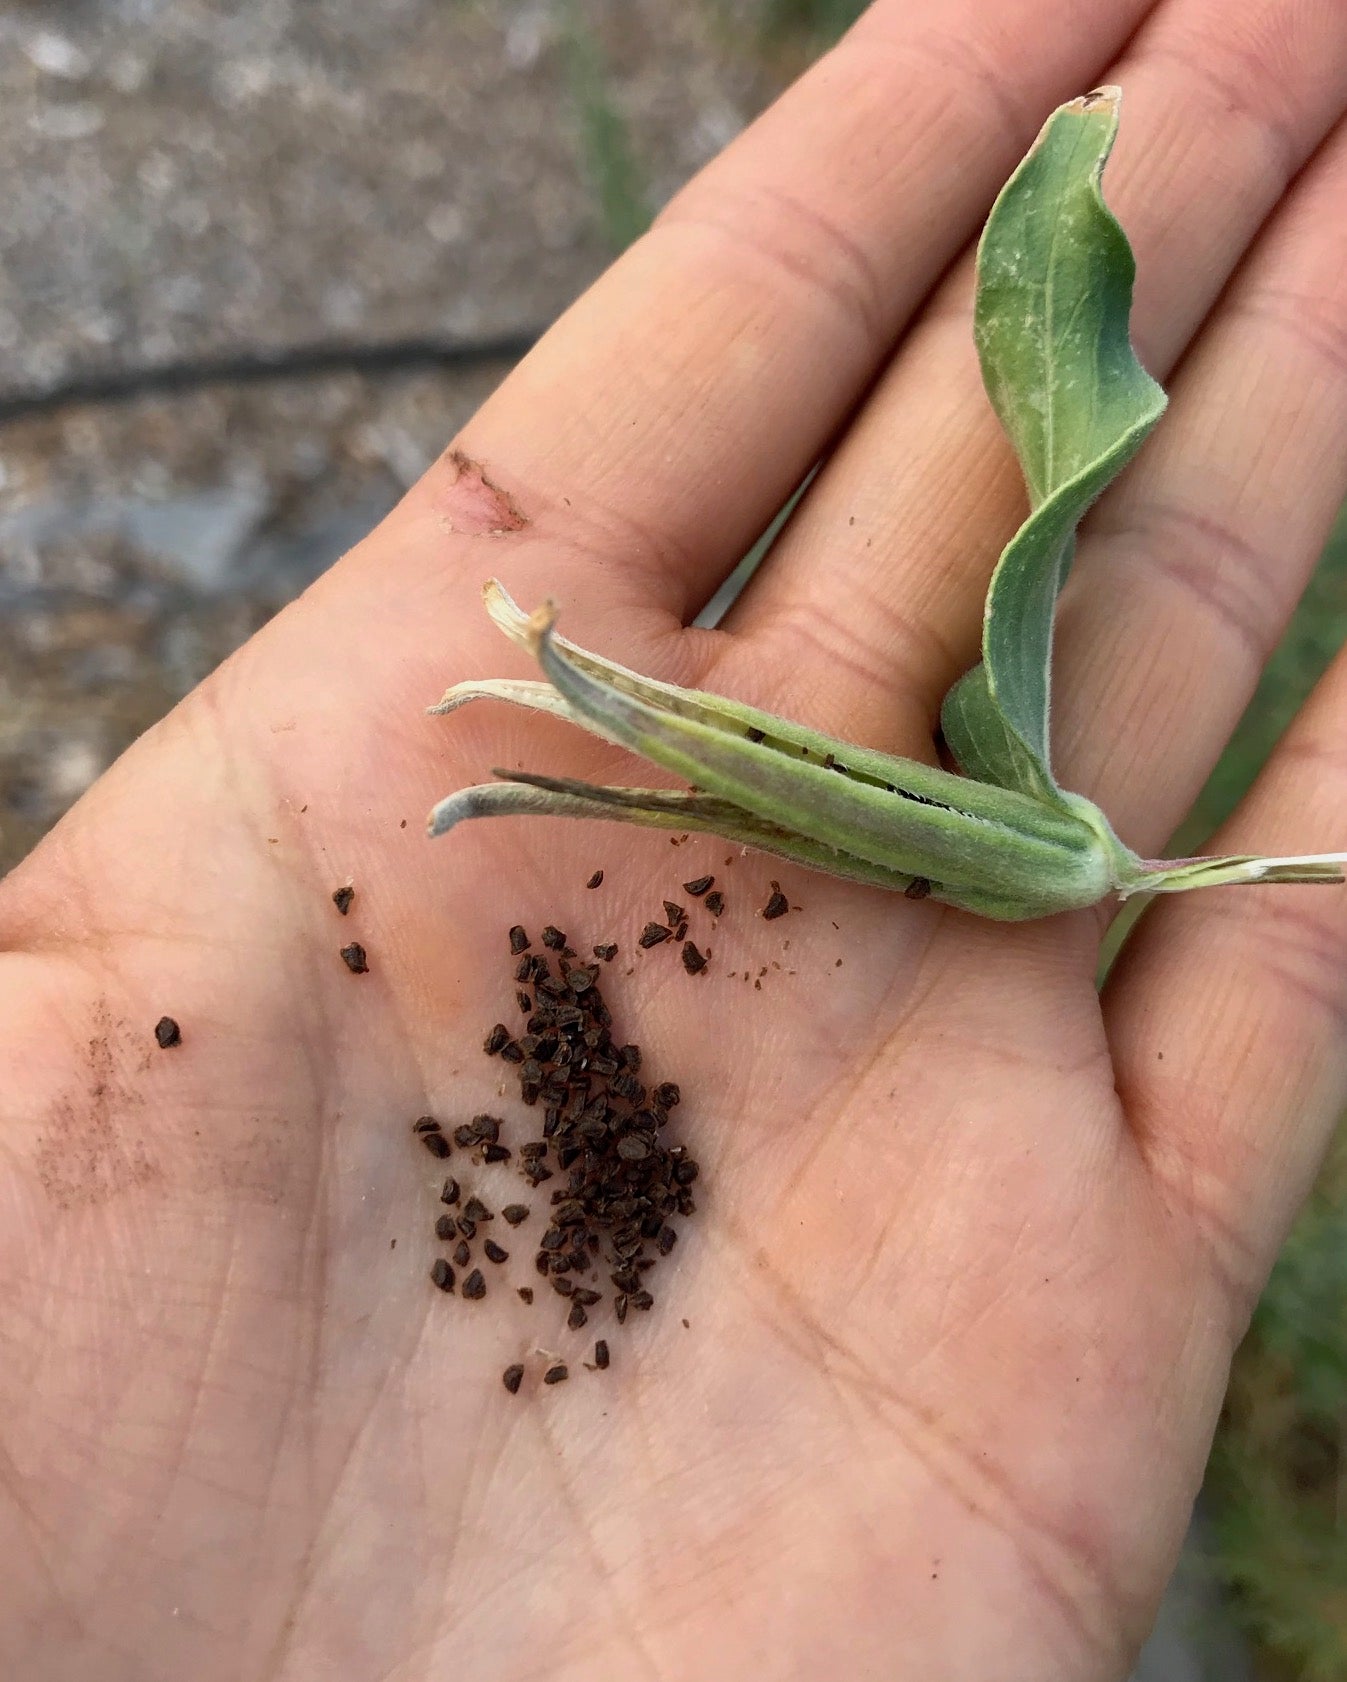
[483,1239,509,1264]
[638,922,671,948]
[662,901,685,926]
[435,1214,455,1240]
[745,727,765,743]
[567,1300,588,1330]
[483,1143,512,1164]
[592,942,618,961]
[516,990,532,1013]
[483,1023,510,1055]
[154,1016,182,1049]
[614,1294,628,1324]
[332,886,355,915]
[509,926,530,954]
[586,870,604,889]
[658,1226,677,1254]
[413,1116,441,1135]
[440,1177,461,1205]
[905,876,932,900]
[703,891,725,917]
[453,1239,471,1268]
[762,883,789,921]
[616,1135,650,1161]
[502,1204,530,1226]
[500,1041,525,1064]
[541,925,567,950]
[681,942,708,975]
[462,1269,486,1299]
[594,1339,610,1369]
[340,942,369,973]
[543,1364,568,1385]
[682,876,714,897]
[503,1363,524,1393]
[422,1132,451,1158]
[517,1286,534,1304]
[430,1258,455,1292]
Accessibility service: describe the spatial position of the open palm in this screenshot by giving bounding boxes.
[5,3,1347,1678]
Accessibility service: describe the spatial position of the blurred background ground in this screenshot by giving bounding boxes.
[1,2,1344,1676]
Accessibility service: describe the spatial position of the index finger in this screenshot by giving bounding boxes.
[372,0,1159,626]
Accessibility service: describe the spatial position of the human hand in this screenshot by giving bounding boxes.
[4,2,1347,1678]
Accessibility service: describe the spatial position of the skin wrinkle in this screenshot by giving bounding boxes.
[1233,286,1347,381]
[724,1223,1128,1671]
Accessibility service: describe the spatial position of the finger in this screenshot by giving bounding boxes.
[722,0,1347,751]
[1051,113,1347,852]
[359,0,1155,626]
[1103,645,1347,1323]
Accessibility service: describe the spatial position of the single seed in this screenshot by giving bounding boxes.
[681,942,708,975]
[682,876,714,897]
[905,876,932,900]
[573,1287,602,1307]
[551,1275,574,1297]
[663,901,685,926]
[501,1041,525,1064]
[762,884,789,921]
[154,1016,182,1049]
[340,942,369,973]
[638,923,671,948]
[484,1239,509,1264]
[453,1239,471,1268]
[586,870,604,889]
[593,942,618,961]
[616,1135,650,1162]
[422,1132,451,1158]
[745,727,765,743]
[509,925,530,954]
[458,1216,477,1240]
[453,1124,476,1148]
[594,1339,610,1370]
[483,1023,510,1055]
[630,1289,654,1311]
[503,1363,524,1394]
[502,1204,530,1226]
[483,1142,512,1163]
[435,1214,455,1240]
[440,1176,461,1205]
[543,1364,568,1385]
[517,1286,534,1304]
[517,990,532,1013]
[462,1269,486,1300]
[541,925,567,950]
[412,1116,441,1135]
[567,1300,588,1330]
[658,1226,677,1255]
[704,891,725,917]
[614,1294,628,1324]
[332,885,355,915]
[430,1258,454,1292]
[514,955,532,982]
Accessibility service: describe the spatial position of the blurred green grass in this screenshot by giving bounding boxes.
[563,4,1347,1667]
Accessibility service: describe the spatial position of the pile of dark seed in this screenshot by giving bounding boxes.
[417,912,700,1394]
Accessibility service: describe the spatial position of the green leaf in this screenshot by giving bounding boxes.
[941,86,1167,800]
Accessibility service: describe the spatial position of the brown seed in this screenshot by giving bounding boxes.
[453,1239,471,1268]
[421,1132,451,1158]
[501,1041,525,1064]
[154,1016,182,1049]
[681,942,708,975]
[657,1226,677,1254]
[682,876,714,897]
[616,1135,650,1162]
[483,1239,509,1264]
[592,943,618,961]
[502,1204,530,1226]
[453,1124,476,1148]
[412,1116,441,1135]
[517,990,532,1013]
[572,1287,601,1307]
[543,1364,568,1385]
[551,1275,574,1297]
[594,1339,610,1369]
[567,1300,588,1330]
[514,956,532,983]
[340,942,369,973]
[630,1289,654,1311]
[332,885,355,915]
[904,876,932,901]
[440,1177,461,1205]
[541,925,567,950]
[483,1143,512,1164]
[517,1286,534,1304]
[483,1023,510,1055]
[586,870,604,889]
[662,901,685,926]
[435,1214,455,1240]
[430,1258,455,1292]
[509,925,530,954]
[503,1363,525,1394]
[745,726,765,743]
[463,1196,492,1222]
[614,1294,628,1324]
[703,891,725,917]
[462,1269,486,1299]
[638,923,671,948]
[762,884,789,921]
